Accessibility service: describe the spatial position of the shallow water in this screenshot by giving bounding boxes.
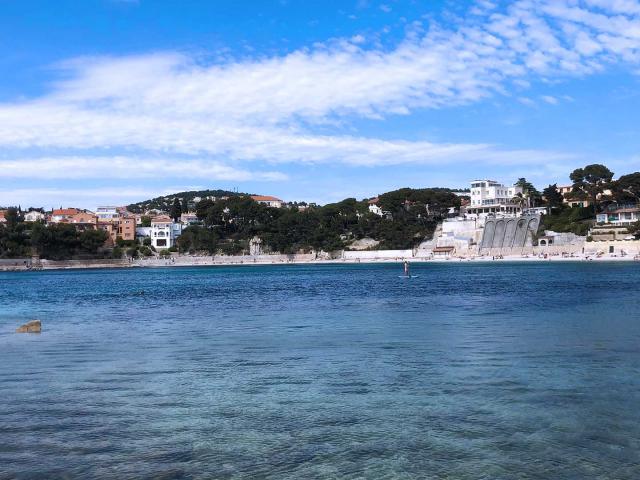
[1,263,639,479]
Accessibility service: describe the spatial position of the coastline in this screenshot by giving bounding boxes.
[1,252,639,272]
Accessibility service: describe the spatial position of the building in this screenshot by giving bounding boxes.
[465,180,524,216]
[149,215,182,249]
[557,185,613,208]
[95,221,115,245]
[67,212,98,231]
[0,210,6,224]
[24,210,46,222]
[368,198,383,216]
[50,208,81,223]
[180,212,199,226]
[596,204,640,226]
[251,195,283,208]
[118,216,136,241]
[95,206,120,221]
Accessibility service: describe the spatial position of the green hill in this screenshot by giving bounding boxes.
[127,189,245,213]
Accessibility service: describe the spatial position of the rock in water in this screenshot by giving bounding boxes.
[16,320,41,333]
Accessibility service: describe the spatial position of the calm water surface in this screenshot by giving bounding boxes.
[1,263,639,479]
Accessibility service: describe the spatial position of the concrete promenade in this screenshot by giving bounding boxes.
[2,239,640,272]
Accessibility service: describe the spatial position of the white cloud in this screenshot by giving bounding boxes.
[0,156,287,181]
[0,0,638,191]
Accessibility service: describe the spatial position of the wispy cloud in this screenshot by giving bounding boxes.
[0,0,639,197]
[0,156,287,181]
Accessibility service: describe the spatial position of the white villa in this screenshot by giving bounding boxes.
[149,215,183,249]
[24,210,46,222]
[465,180,524,216]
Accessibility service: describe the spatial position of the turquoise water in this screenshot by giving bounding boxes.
[1,263,639,479]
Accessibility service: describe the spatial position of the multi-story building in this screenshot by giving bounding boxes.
[465,180,524,216]
[118,216,136,241]
[150,215,183,249]
[95,206,120,221]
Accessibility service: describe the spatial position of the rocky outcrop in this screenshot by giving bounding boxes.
[16,320,41,333]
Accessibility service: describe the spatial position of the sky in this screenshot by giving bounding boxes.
[1,0,640,208]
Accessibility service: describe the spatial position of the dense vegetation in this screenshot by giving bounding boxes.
[539,206,593,236]
[0,208,110,260]
[177,188,460,254]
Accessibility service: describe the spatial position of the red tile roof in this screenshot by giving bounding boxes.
[251,195,282,202]
[152,215,173,223]
[52,208,80,216]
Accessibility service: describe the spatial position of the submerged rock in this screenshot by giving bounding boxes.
[16,320,41,333]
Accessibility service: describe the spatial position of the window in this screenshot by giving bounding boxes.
[157,239,167,247]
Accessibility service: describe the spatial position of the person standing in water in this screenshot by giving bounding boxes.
[403,260,409,277]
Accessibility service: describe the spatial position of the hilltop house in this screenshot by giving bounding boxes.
[251,195,283,208]
[557,185,613,208]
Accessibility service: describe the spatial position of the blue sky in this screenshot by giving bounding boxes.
[1,0,639,208]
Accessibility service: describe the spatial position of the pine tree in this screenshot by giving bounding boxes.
[170,198,182,222]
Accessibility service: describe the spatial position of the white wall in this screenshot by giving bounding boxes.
[342,250,413,259]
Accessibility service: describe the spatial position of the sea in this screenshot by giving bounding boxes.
[1,262,639,479]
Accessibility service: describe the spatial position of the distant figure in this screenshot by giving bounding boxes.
[403,260,410,277]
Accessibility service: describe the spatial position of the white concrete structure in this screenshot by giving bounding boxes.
[438,218,482,250]
[149,215,183,249]
[466,180,524,216]
[369,204,383,216]
[95,206,119,221]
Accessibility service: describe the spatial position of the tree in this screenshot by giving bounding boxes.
[542,184,564,209]
[169,198,182,222]
[511,193,528,209]
[181,197,189,214]
[140,216,152,227]
[569,164,614,212]
[79,229,109,254]
[611,172,640,203]
[515,178,540,207]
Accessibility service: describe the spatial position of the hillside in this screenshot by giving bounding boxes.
[127,189,245,214]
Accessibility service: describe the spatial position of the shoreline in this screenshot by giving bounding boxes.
[1,253,639,272]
